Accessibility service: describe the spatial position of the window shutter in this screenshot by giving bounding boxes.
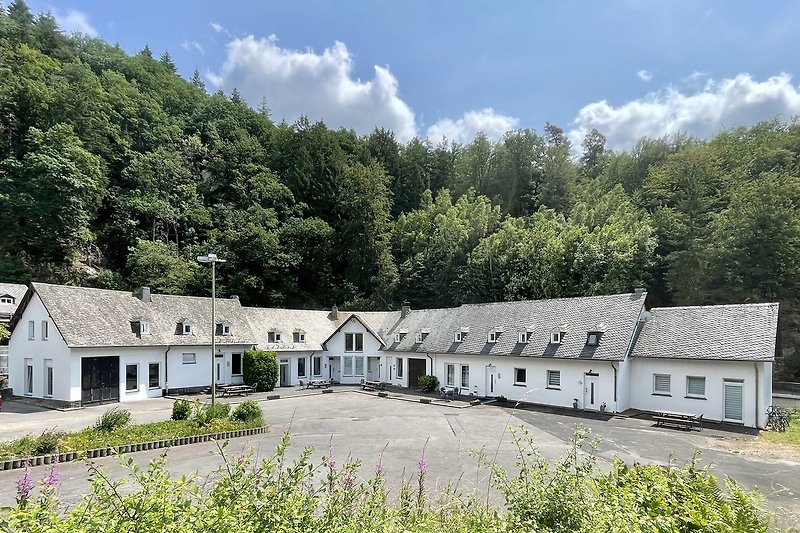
[687,377,705,396]
[654,374,670,392]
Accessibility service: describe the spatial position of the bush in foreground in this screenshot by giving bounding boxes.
[0,427,780,532]
[93,408,131,432]
[417,375,438,392]
[232,400,263,425]
[171,399,191,421]
[243,349,279,391]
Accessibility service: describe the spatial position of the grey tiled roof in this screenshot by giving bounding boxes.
[33,283,257,347]
[384,292,646,361]
[632,303,778,361]
[0,283,27,319]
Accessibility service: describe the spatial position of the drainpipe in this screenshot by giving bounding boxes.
[163,345,172,396]
[611,362,618,404]
[426,352,433,382]
[754,362,760,429]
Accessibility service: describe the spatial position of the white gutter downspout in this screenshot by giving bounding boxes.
[754,362,761,429]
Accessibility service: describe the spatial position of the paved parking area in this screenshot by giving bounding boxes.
[0,390,797,526]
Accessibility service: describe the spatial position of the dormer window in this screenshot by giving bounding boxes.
[182,323,193,335]
[488,327,504,343]
[550,324,567,344]
[414,330,429,343]
[293,329,306,343]
[268,330,281,343]
[454,331,463,343]
[0,295,14,304]
[140,322,151,335]
[221,324,231,336]
[518,326,534,344]
[394,330,408,343]
[586,323,606,346]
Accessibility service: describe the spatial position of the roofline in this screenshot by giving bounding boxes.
[395,291,647,314]
[649,302,779,311]
[383,348,625,361]
[631,354,774,362]
[70,342,258,349]
[321,314,388,350]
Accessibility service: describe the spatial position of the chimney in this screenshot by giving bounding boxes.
[230,295,239,302]
[330,304,339,321]
[633,287,646,297]
[137,286,151,302]
[401,302,411,319]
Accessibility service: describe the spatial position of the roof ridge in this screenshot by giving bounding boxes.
[651,302,778,311]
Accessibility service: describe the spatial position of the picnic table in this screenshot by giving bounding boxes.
[218,384,256,397]
[362,380,385,391]
[653,410,702,431]
[304,379,331,389]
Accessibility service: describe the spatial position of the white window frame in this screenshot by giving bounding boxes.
[394,333,401,343]
[461,365,469,389]
[653,373,671,395]
[28,321,35,340]
[125,363,139,392]
[345,333,364,352]
[686,376,706,398]
[354,356,365,376]
[148,362,160,389]
[547,369,561,389]
[44,359,53,397]
[222,324,231,336]
[343,356,354,376]
[415,333,424,343]
[312,355,322,377]
[514,367,527,386]
[25,359,33,395]
[488,331,499,343]
[586,333,599,346]
[41,320,49,341]
[182,352,197,365]
[0,296,13,304]
[140,321,151,335]
[293,331,306,343]
[454,331,463,343]
[550,331,562,344]
[298,357,307,378]
[446,364,455,387]
[396,357,404,378]
[182,323,193,335]
[518,331,531,343]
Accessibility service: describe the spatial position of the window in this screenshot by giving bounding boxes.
[454,331,463,343]
[182,323,193,335]
[0,296,13,304]
[586,333,599,346]
[312,356,322,376]
[446,364,455,387]
[45,360,53,397]
[268,331,281,343]
[686,376,706,397]
[182,352,197,364]
[488,331,499,343]
[415,333,423,343]
[298,357,307,378]
[345,333,364,352]
[518,331,531,343]
[232,353,242,375]
[25,359,33,395]
[125,364,139,391]
[354,356,365,376]
[343,356,354,376]
[222,324,231,336]
[140,322,151,335]
[28,321,34,340]
[394,333,401,343]
[461,365,469,388]
[41,320,49,340]
[550,331,562,344]
[547,370,561,389]
[514,368,527,385]
[396,357,404,378]
[653,374,671,395]
[148,363,160,389]
[293,331,306,343]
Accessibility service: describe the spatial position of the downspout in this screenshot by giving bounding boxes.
[611,362,618,403]
[754,362,760,429]
[426,352,433,381]
[163,345,172,396]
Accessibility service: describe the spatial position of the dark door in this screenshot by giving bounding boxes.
[81,357,120,405]
[407,358,427,388]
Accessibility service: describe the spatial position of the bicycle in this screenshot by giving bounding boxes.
[766,405,789,432]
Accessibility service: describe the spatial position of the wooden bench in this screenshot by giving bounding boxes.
[362,380,385,391]
[219,384,255,397]
[305,379,331,389]
[654,411,702,431]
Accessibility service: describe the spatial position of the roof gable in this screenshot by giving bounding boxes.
[321,314,388,350]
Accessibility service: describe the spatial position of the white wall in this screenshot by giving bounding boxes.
[8,294,71,402]
[629,358,767,427]
[617,359,631,412]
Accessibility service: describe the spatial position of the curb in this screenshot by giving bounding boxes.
[0,426,268,471]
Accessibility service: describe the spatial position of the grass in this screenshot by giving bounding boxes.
[0,418,264,460]
[760,419,800,446]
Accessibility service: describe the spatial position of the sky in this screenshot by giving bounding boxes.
[26,0,800,150]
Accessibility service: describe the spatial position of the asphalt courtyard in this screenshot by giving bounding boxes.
[0,389,798,527]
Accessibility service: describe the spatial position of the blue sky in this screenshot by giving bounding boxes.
[28,0,800,149]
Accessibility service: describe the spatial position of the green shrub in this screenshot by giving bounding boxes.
[34,430,60,455]
[232,400,263,425]
[171,399,191,421]
[243,349,278,391]
[94,407,132,432]
[417,375,439,392]
[195,402,230,426]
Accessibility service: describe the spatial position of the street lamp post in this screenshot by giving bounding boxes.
[197,253,226,406]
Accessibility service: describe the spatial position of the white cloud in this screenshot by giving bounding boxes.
[182,40,204,55]
[210,22,231,37]
[425,108,519,144]
[637,69,653,82]
[208,35,417,141]
[569,73,800,151]
[52,8,97,36]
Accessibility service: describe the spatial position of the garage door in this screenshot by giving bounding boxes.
[724,382,743,423]
[407,358,427,388]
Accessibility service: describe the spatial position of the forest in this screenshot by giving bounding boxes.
[0,2,799,378]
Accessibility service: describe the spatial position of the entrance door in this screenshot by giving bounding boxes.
[485,365,496,396]
[81,356,120,405]
[724,381,744,423]
[216,359,224,385]
[367,357,380,381]
[407,358,426,388]
[279,359,290,387]
[584,374,599,410]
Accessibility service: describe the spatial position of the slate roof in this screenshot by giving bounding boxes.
[383,292,647,361]
[32,283,257,348]
[631,303,779,361]
[0,283,28,320]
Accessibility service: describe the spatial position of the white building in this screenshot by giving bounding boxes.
[7,283,778,427]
